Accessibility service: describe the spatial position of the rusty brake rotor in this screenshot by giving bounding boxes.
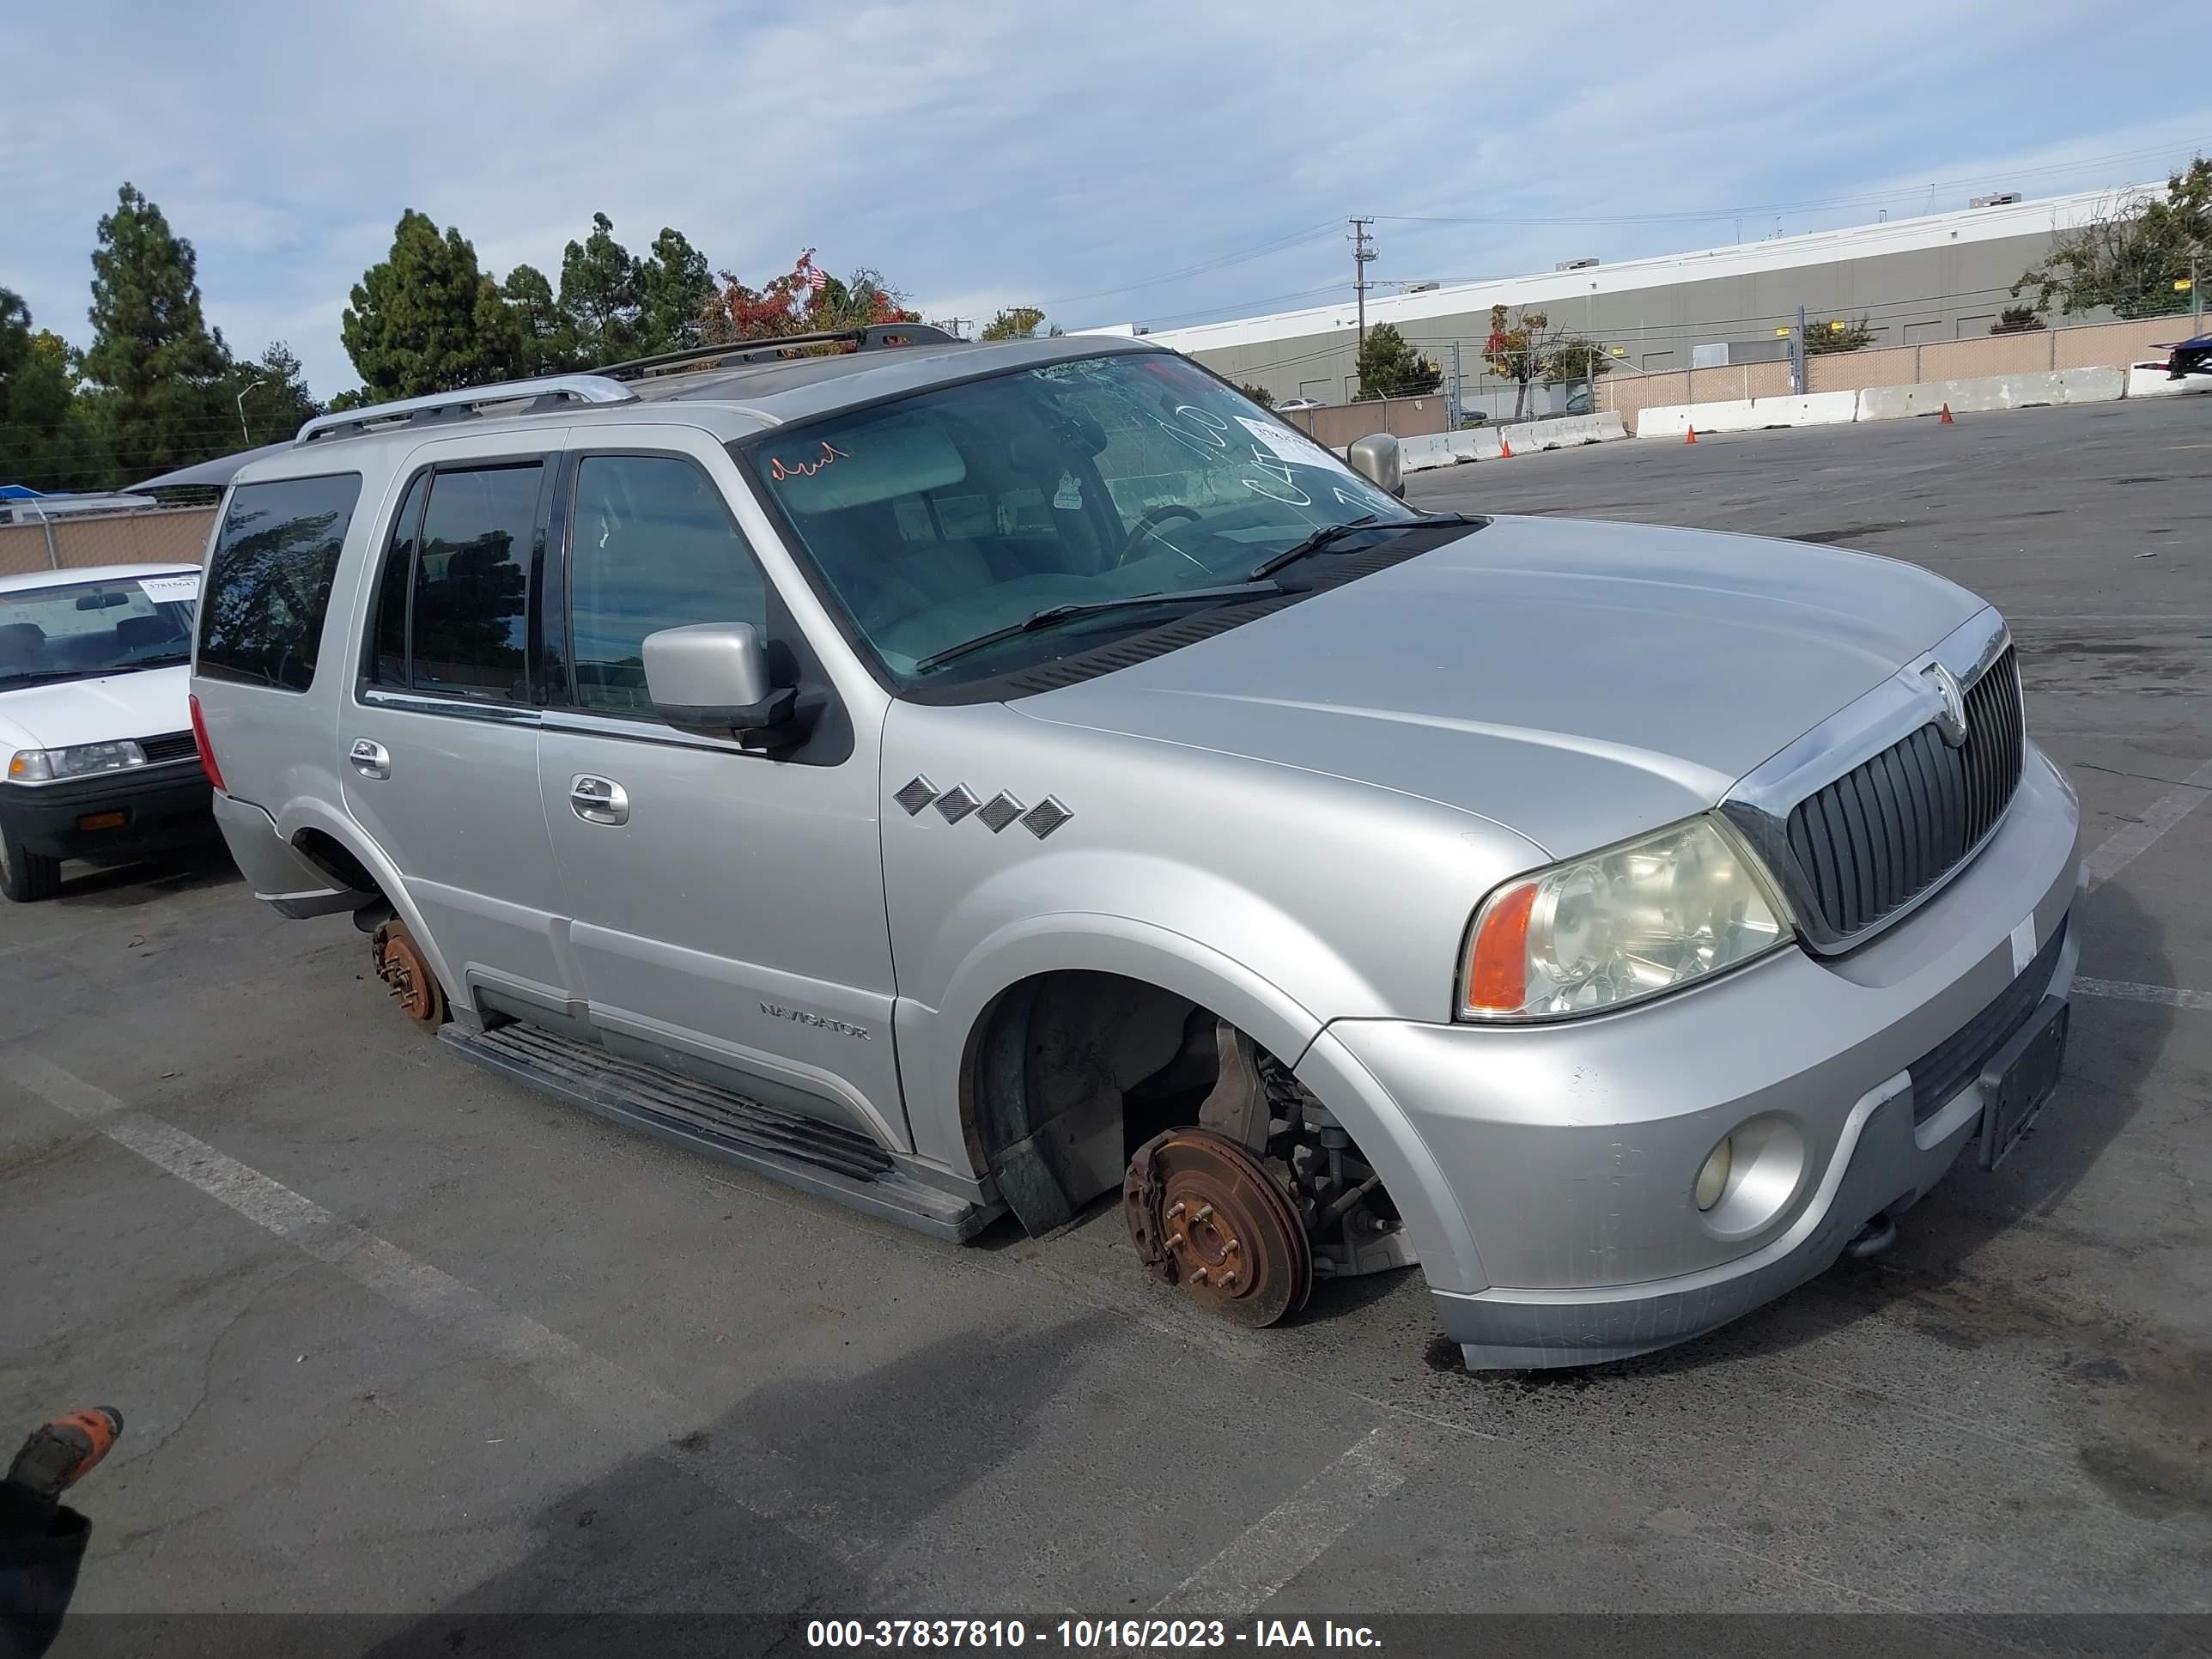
[372,921,446,1025]
[1124,1127,1311,1328]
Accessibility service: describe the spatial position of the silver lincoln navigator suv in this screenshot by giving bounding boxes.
[190,325,2083,1369]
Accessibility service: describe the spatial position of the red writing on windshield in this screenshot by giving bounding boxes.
[769,441,853,482]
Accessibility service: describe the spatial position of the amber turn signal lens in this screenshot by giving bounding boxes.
[1463,881,1538,1014]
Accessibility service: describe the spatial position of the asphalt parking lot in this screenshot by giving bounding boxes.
[3,393,2209,1644]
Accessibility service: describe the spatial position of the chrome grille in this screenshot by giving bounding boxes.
[1783,647,2023,941]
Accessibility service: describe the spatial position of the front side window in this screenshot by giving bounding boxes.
[2,572,201,690]
[196,473,363,692]
[568,454,768,715]
[409,463,541,700]
[743,351,1415,686]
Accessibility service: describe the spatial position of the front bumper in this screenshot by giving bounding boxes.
[1306,744,2083,1369]
[0,763,215,861]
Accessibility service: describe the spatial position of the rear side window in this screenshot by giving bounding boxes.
[197,473,364,691]
[364,462,544,702]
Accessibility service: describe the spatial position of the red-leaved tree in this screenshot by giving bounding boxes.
[698,249,920,345]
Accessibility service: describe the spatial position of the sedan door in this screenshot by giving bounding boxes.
[532,438,908,1151]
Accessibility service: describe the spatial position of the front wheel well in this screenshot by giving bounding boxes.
[963,971,1222,1237]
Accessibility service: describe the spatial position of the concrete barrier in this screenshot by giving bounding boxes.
[1856,367,2124,421]
[1636,392,1856,438]
[1496,411,1628,452]
[2125,363,2212,398]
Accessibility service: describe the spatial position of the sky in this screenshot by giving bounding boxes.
[4,0,2210,399]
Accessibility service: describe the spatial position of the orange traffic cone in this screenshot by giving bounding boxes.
[1939,403,1954,423]
[1499,436,1513,459]
[1684,425,1698,444]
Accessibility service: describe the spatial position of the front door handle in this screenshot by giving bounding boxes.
[569,775,629,826]
[348,738,392,780]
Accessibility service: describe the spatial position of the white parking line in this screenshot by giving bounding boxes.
[2075,976,2212,1012]
[5,1052,874,1569]
[1146,1425,1431,1620]
[2083,754,2212,890]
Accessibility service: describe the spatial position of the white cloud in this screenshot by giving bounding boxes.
[3,0,2207,396]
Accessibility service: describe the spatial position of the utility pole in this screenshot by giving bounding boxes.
[1794,304,1808,395]
[1349,218,1376,356]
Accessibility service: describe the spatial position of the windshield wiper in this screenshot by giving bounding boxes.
[1248,510,1484,582]
[915,580,1284,674]
[0,669,102,689]
[1248,516,1381,581]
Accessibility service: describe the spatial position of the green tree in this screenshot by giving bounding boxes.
[2014,157,2212,320]
[80,183,235,479]
[1804,315,1875,355]
[557,211,643,366]
[1540,336,1612,390]
[342,210,526,402]
[1990,305,2045,334]
[1357,322,1443,400]
[636,228,714,354]
[1238,381,1277,409]
[226,342,324,446]
[0,290,106,491]
[502,262,572,376]
[981,306,1060,340]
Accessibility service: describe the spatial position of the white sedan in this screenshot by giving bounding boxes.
[0,562,212,901]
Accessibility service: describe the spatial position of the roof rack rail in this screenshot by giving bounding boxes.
[595,322,960,382]
[293,374,638,447]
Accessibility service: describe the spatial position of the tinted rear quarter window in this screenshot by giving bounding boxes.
[198,473,364,692]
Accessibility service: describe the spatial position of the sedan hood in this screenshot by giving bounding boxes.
[1014,515,1985,856]
[0,664,192,754]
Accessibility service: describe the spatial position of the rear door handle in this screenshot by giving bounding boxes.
[348,738,391,780]
[569,775,629,826]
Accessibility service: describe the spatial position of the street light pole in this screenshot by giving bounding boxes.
[236,377,267,445]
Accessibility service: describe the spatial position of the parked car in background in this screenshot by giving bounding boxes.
[1275,398,1324,411]
[0,564,210,901]
[194,327,2081,1370]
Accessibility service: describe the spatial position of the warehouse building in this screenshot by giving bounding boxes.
[1096,185,2159,419]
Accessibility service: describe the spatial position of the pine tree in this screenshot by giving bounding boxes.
[226,342,325,446]
[341,210,525,403]
[557,212,644,367]
[635,228,714,355]
[80,183,235,477]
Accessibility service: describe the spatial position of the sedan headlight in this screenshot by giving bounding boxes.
[6,741,149,783]
[1459,815,1793,1021]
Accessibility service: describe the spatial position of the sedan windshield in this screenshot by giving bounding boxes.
[743,351,1419,684]
[0,574,199,690]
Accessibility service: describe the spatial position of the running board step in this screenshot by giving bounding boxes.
[441,1022,995,1242]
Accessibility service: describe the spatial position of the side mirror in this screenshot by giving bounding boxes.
[1346,432,1403,498]
[642,622,800,753]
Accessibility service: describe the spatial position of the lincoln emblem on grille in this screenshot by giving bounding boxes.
[1923,661,1970,748]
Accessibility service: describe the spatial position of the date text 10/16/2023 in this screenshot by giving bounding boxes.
[806,1621,1384,1650]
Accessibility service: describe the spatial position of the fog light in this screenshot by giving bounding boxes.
[1694,1138,1733,1211]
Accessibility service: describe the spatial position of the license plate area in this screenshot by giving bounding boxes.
[1978,996,2069,1170]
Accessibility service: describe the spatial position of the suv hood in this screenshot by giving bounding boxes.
[0,664,192,755]
[1014,515,1985,857]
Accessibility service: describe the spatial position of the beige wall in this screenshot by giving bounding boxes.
[1596,313,2192,431]
[1284,394,1449,448]
[0,507,218,580]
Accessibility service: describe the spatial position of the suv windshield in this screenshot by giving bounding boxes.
[0,574,198,690]
[742,351,1419,684]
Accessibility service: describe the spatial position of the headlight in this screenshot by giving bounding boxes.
[6,741,149,783]
[1458,815,1793,1021]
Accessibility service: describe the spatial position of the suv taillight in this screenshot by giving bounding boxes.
[188,693,227,793]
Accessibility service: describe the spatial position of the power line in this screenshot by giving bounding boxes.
[1036,220,1340,310]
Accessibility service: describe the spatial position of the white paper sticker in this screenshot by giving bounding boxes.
[1237,416,1337,471]
[137,574,200,604]
[2009,914,2038,975]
